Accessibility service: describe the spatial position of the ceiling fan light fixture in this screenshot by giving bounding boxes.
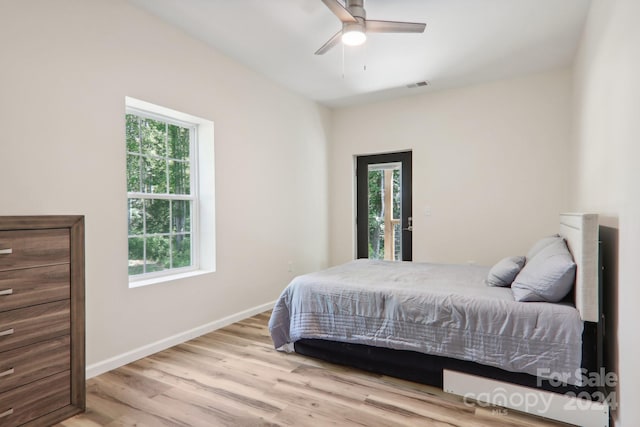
[341,22,366,46]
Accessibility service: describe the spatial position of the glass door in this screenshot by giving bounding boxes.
[356,151,412,261]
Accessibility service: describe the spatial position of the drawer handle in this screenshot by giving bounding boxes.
[0,289,12,296]
[0,248,12,255]
[0,408,13,418]
[0,368,14,378]
[0,328,14,337]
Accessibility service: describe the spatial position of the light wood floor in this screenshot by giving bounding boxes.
[57,311,569,427]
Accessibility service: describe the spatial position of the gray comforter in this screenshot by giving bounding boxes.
[269,259,583,384]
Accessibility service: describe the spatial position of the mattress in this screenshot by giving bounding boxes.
[269,259,584,384]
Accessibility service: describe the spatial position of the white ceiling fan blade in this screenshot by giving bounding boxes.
[315,30,343,55]
[366,20,426,33]
[321,0,357,23]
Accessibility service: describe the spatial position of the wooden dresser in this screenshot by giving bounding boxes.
[0,216,85,426]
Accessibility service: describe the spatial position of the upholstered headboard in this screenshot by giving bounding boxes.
[559,213,599,322]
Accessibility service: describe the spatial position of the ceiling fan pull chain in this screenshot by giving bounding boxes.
[342,43,345,79]
[364,42,367,72]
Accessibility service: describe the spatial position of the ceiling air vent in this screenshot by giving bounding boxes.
[407,81,429,89]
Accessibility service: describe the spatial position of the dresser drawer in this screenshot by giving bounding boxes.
[0,229,69,272]
[0,300,69,353]
[0,264,70,313]
[0,335,70,394]
[0,370,71,427]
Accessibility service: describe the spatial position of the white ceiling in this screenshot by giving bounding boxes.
[128,0,592,108]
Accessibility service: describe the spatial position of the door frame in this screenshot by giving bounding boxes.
[356,150,412,261]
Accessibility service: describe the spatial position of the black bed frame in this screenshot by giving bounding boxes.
[295,243,605,397]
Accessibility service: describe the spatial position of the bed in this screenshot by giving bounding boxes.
[268,213,604,399]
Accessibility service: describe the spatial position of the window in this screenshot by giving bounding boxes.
[125,97,215,285]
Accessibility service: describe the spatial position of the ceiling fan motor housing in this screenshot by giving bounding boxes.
[343,19,366,34]
[345,0,366,20]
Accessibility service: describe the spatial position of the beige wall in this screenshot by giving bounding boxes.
[571,0,640,424]
[0,0,330,371]
[329,69,573,266]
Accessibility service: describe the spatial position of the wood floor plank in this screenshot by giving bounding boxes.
[151,389,277,427]
[56,310,571,427]
[123,357,288,418]
[270,378,414,427]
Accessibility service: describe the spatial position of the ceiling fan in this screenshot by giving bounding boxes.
[315,0,426,55]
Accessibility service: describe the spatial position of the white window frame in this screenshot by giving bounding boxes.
[126,97,215,287]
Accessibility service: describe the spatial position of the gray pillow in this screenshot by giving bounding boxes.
[526,234,562,260]
[486,256,526,287]
[512,238,576,302]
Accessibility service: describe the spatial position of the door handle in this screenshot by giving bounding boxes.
[403,217,413,232]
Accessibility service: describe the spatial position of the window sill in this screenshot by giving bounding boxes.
[128,269,213,289]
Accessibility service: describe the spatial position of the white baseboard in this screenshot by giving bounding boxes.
[443,370,609,427]
[86,300,276,379]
